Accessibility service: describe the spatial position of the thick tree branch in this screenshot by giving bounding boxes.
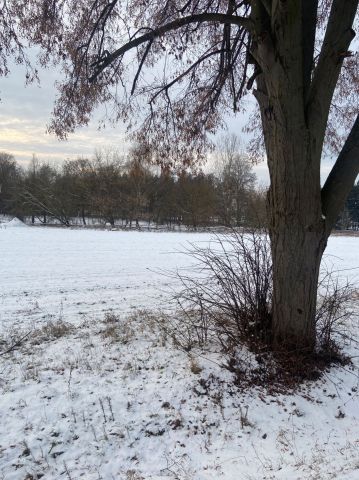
[259,0,271,15]
[89,13,253,82]
[302,0,318,104]
[307,0,358,137]
[322,114,359,231]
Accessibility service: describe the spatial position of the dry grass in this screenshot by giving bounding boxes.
[31,320,74,345]
[101,312,136,344]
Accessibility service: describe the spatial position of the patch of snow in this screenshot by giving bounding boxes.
[0,229,358,479]
[0,217,28,229]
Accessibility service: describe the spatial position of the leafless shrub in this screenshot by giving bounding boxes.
[171,230,272,352]
[166,231,357,389]
[164,310,209,352]
[316,267,357,352]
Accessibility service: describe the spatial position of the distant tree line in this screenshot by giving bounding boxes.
[0,143,267,230]
[1,145,358,231]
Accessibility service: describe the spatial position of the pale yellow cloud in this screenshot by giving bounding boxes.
[0,62,129,166]
[0,111,128,166]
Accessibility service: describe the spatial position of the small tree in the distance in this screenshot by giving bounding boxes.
[2,1,359,352]
[214,134,256,227]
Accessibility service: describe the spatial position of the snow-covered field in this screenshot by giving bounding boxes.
[0,221,201,334]
[1,222,359,479]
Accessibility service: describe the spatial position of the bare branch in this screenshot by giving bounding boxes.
[0,331,32,356]
[131,39,153,95]
[322,113,359,231]
[89,12,253,82]
[307,0,358,138]
[149,48,226,104]
[302,0,318,104]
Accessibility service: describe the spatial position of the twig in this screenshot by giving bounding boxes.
[0,331,32,356]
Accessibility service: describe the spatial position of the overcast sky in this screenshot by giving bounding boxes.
[0,61,337,186]
[0,63,128,163]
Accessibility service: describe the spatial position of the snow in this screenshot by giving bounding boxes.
[0,217,28,229]
[0,228,210,334]
[0,227,359,480]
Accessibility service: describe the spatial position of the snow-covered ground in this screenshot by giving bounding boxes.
[0,223,359,479]
[0,224,210,335]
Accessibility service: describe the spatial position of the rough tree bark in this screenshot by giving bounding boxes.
[250,0,359,350]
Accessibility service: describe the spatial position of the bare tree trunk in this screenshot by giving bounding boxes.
[252,28,325,350]
[265,123,329,351]
[270,219,326,351]
[256,76,328,350]
[270,228,327,351]
[247,0,359,354]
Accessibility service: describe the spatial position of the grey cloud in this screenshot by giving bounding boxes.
[0,62,128,166]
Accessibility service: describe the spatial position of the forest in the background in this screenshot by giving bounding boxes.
[0,141,267,229]
[0,148,357,230]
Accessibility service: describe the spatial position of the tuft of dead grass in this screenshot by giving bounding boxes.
[31,320,74,345]
[101,312,136,344]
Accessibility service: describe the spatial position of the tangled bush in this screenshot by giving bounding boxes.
[167,230,357,387]
[172,230,272,352]
[316,265,356,353]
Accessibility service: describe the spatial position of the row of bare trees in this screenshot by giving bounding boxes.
[0,146,266,229]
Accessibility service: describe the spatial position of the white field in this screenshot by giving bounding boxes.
[0,223,359,480]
